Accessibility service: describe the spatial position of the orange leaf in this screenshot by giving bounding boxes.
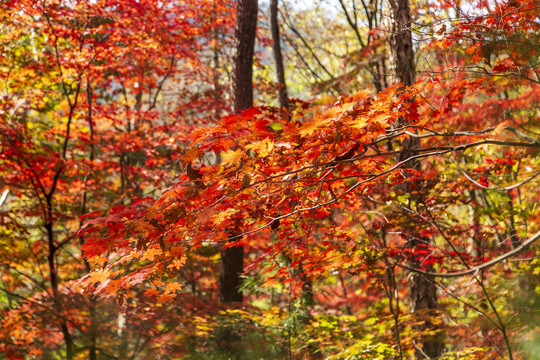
[180,147,201,163]
[165,282,183,293]
[144,288,160,297]
[493,121,509,135]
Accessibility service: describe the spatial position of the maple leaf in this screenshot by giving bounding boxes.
[164,282,182,294]
[144,287,160,297]
[493,120,509,135]
[157,292,175,303]
[180,147,201,163]
[212,208,239,225]
[140,246,163,262]
[221,149,244,166]
[86,268,111,286]
[245,138,274,157]
[299,120,321,137]
[168,256,186,271]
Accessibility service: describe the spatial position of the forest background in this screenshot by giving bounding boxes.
[0,0,539,359]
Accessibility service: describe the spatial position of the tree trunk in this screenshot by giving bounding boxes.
[230,0,258,114]
[219,0,258,304]
[219,245,244,303]
[269,0,288,111]
[81,79,97,360]
[389,0,444,358]
[390,0,415,86]
[46,219,75,360]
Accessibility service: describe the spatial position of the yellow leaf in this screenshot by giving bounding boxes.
[212,208,238,225]
[87,268,110,285]
[245,138,274,157]
[351,116,369,130]
[221,149,244,166]
[349,89,371,101]
[371,112,392,124]
[299,121,320,137]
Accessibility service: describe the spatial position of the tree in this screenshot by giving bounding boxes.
[219,0,259,304]
[269,0,289,112]
[389,0,444,357]
[0,0,236,358]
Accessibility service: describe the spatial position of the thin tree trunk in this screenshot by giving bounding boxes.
[269,0,288,111]
[46,219,75,360]
[81,78,97,360]
[219,0,258,304]
[211,1,223,120]
[389,0,444,358]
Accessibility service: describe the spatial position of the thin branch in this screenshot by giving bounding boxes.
[396,230,539,278]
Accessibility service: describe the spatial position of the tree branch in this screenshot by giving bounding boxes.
[396,231,540,278]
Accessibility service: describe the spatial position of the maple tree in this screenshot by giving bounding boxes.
[0,0,236,358]
[1,0,539,359]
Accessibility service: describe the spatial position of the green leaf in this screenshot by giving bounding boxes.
[269,122,282,131]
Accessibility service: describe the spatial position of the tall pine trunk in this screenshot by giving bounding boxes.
[219,0,258,304]
[389,0,444,357]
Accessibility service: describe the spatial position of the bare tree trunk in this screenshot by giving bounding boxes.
[389,0,444,358]
[45,219,75,360]
[269,0,289,111]
[219,245,244,303]
[219,0,258,304]
[230,0,258,114]
[390,0,415,86]
[81,78,97,360]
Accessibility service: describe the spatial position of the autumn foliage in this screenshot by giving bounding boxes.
[1,0,539,359]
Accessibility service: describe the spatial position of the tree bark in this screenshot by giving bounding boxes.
[390,0,415,86]
[269,0,289,111]
[219,245,244,303]
[46,219,75,360]
[230,0,258,114]
[219,0,258,304]
[389,0,444,358]
[81,78,97,360]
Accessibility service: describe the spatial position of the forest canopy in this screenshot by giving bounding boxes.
[0,0,539,359]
